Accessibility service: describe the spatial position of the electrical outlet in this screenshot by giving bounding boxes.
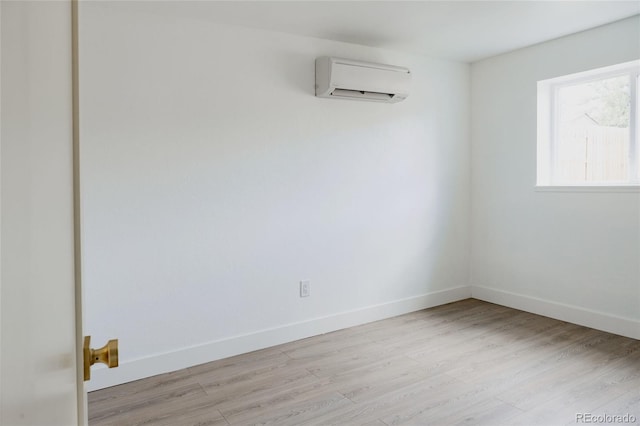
[300,280,310,298]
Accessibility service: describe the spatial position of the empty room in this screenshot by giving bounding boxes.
[1,1,639,425]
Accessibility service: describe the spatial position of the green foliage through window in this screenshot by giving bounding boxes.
[586,76,630,128]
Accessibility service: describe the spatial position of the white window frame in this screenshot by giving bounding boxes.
[537,60,640,190]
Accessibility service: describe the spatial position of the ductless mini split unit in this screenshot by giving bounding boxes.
[315,57,411,103]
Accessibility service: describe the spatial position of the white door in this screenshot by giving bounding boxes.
[1,1,87,425]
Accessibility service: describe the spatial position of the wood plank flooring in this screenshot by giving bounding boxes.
[88,299,640,425]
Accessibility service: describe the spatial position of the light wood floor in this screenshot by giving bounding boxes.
[88,299,640,426]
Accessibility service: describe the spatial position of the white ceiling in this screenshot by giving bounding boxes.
[139,1,640,62]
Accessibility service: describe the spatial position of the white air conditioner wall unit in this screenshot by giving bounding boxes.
[315,57,411,103]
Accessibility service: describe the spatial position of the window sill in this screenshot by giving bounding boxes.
[535,185,640,193]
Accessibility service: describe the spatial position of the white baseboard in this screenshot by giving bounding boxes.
[472,285,640,341]
[88,286,471,391]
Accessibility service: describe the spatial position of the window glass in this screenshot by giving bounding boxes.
[537,60,639,188]
[555,75,631,184]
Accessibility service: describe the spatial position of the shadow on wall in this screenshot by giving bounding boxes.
[272,51,315,96]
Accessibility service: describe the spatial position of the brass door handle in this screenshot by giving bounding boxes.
[83,336,118,381]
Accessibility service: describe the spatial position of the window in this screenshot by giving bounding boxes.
[537,60,639,187]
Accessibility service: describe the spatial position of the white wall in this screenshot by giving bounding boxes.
[79,3,471,389]
[471,16,640,339]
